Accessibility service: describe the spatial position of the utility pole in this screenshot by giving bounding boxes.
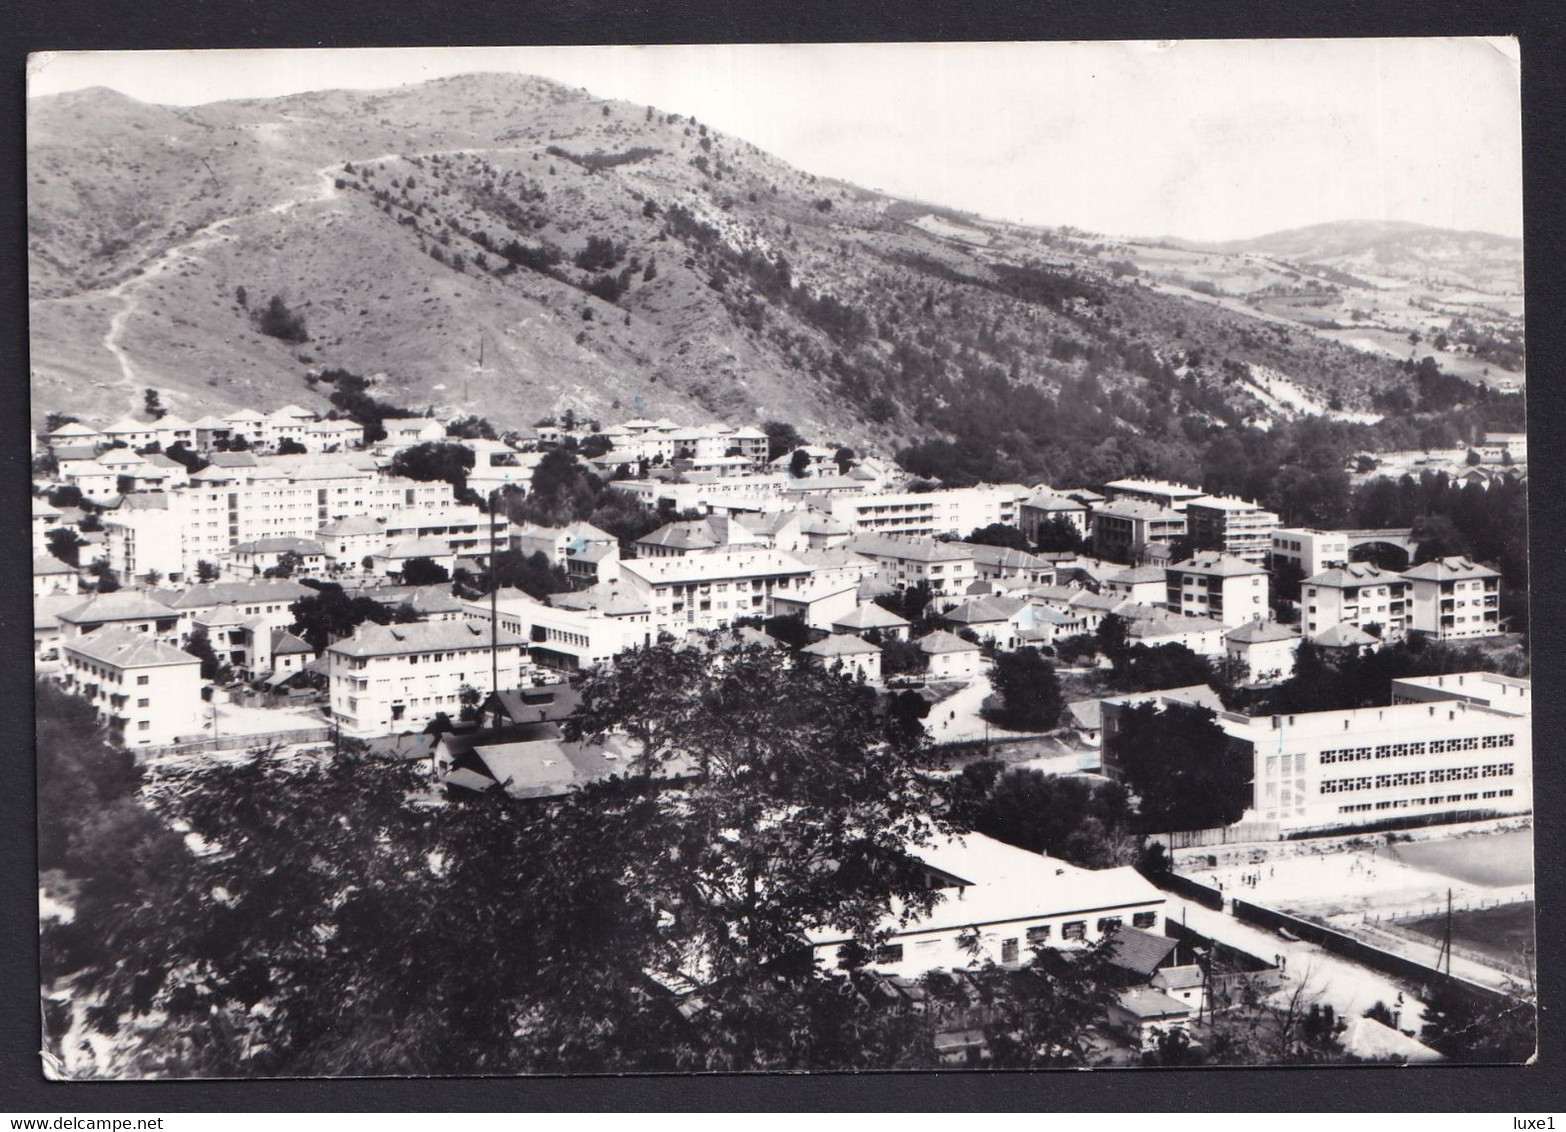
[1436,887,1453,976]
[489,487,500,729]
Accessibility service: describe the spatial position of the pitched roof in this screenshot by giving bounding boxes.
[59,590,175,624]
[638,520,719,551]
[831,603,910,631]
[328,620,526,658]
[965,544,1049,570]
[943,596,1027,625]
[1170,551,1265,577]
[1115,987,1191,1020]
[379,537,452,559]
[1305,563,1401,588]
[233,536,325,556]
[317,516,385,536]
[803,634,882,658]
[62,626,197,668]
[33,555,76,576]
[160,579,313,608]
[1104,926,1180,977]
[1400,556,1501,582]
[917,629,981,655]
[1225,620,1301,645]
[845,534,975,564]
[1311,624,1378,649]
[1109,565,1168,585]
[270,629,314,655]
[549,582,650,617]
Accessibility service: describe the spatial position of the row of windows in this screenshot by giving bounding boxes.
[863,912,1158,966]
[1318,733,1516,765]
[1326,761,1518,794]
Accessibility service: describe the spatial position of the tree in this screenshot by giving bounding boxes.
[967,523,1031,552]
[1109,702,1252,833]
[564,641,943,983]
[763,421,804,462]
[265,550,306,580]
[256,294,309,343]
[196,560,221,583]
[45,527,83,567]
[1420,983,1536,1063]
[391,442,476,494]
[142,388,166,420]
[446,415,497,440]
[288,586,420,653]
[985,648,1064,731]
[276,438,308,456]
[963,767,1138,868]
[1112,643,1213,694]
[788,448,811,479]
[185,624,222,680]
[833,446,857,474]
[880,637,928,677]
[488,550,570,600]
[400,556,450,586]
[1096,613,1130,666]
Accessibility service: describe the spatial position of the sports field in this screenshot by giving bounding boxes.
[1401,901,1536,971]
[1386,829,1534,888]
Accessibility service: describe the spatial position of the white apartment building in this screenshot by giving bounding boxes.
[1301,564,1408,642]
[1184,496,1281,565]
[1164,553,1269,628]
[60,628,204,747]
[158,578,315,643]
[327,620,528,738]
[808,833,1166,978]
[1401,557,1503,640]
[464,586,655,671]
[32,497,62,557]
[1017,491,1091,543]
[1269,527,1350,578]
[57,591,183,647]
[844,534,978,599]
[618,549,813,635]
[1213,678,1531,833]
[830,485,1025,539]
[1103,477,1208,512]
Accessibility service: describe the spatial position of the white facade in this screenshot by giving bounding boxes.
[618,550,813,635]
[327,620,527,737]
[845,535,978,599]
[830,485,1024,539]
[1269,528,1350,578]
[464,591,654,671]
[1401,557,1503,640]
[1164,553,1269,628]
[60,628,204,747]
[1302,564,1408,642]
[1184,496,1280,565]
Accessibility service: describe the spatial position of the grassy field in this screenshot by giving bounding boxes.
[1387,829,1534,888]
[1402,901,1535,970]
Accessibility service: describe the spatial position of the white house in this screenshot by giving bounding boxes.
[1224,619,1301,683]
[917,629,984,682]
[801,633,882,683]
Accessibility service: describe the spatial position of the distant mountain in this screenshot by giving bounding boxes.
[1184,220,1521,294]
[28,75,1435,463]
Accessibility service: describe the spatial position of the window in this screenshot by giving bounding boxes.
[874,943,904,964]
[1097,916,1123,934]
[1132,911,1158,930]
[137,698,150,708]
[1026,925,1051,945]
[137,675,150,686]
[1062,921,1086,941]
[137,721,150,731]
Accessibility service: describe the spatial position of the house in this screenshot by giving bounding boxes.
[940,595,1028,651]
[1108,988,1192,1051]
[1310,622,1379,657]
[1302,563,1408,642]
[232,536,328,576]
[1150,965,1208,1017]
[514,520,618,570]
[1104,565,1168,605]
[32,497,63,557]
[1401,557,1502,640]
[379,418,447,447]
[1224,619,1301,682]
[807,832,1166,978]
[830,603,911,641]
[317,516,389,566]
[372,538,458,581]
[1164,552,1269,628]
[770,577,860,631]
[1018,491,1090,543]
[59,628,203,747]
[438,731,683,801]
[801,633,882,683]
[33,554,79,599]
[46,420,105,452]
[158,578,314,642]
[917,630,984,682]
[965,544,1055,586]
[1340,1017,1444,1063]
[327,619,528,738]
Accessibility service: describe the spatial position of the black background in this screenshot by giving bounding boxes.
[3,0,1562,1113]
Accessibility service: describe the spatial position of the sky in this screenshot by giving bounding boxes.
[27,39,1523,242]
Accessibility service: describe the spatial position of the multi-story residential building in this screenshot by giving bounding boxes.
[1104,565,1169,605]
[514,520,618,569]
[102,416,165,450]
[60,628,203,747]
[1164,552,1269,627]
[45,420,105,452]
[807,832,1166,978]
[158,578,315,644]
[843,534,978,599]
[1183,496,1280,565]
[829,485,1026,539]
[464,586,654,672]
[32,496,62,557]
[327,620,528,737]
[57,591,183,647]
[1017,491,1091,544]
[1091,500,1187,564]
[1103,477,1207,512]
[966,544,1055,586]
[618,549,813,635]
[1268,527,1350,578]
[232,537,328,576]
[1301,563,1408,642]
[1401,557,1503,640]
[1211,677,1530,833]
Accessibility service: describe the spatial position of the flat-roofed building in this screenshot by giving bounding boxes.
[1269,527,1350,579]
[1091,500,1187,564]
[830,485,1024,539]
[1184,496,1280,565]
[1103,477,1207,512]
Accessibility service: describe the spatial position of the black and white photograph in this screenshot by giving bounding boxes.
[26,39,1535,1078]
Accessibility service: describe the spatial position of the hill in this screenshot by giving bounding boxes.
[27,74,1518,482]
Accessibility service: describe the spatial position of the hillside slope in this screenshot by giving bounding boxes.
[28,74,1469,463]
